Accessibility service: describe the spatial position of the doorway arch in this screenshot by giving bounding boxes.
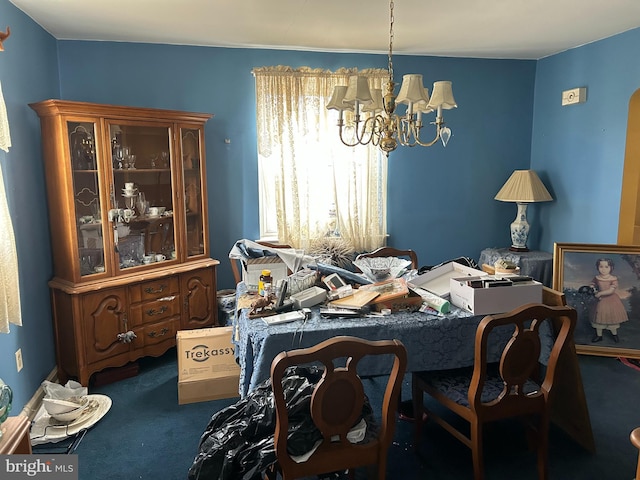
[618,88,640,244]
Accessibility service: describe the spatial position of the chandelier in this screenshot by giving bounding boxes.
[326,0,457,155]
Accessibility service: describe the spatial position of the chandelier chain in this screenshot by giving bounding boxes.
[388,0,394,83]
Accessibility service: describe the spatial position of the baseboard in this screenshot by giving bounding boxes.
[20,367,58,421]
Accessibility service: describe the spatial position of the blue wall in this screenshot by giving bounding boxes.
[532,28,640,250]
[0,0,60,412]
[56,42,536,282]
[2,0,639,412]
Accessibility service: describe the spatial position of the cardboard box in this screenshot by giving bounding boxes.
[411,262,486,297]
[290,286,327,309]
[176,326,241,405]
[449,277,542,315]
[242,256,288,292]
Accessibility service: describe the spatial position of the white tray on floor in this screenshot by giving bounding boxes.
[30,394,112,445]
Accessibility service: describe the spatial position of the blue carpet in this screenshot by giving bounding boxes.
[69,348,640,479]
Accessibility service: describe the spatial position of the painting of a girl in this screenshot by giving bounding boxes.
[589,258,629,343]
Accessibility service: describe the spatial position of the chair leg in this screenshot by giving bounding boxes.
[536,416,550,480]
[470,419,484,480]
[376,457,387,480]
[412,376,424,449]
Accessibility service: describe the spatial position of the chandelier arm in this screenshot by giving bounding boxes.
[367,116,385,146]
[356,116,378,145]
[397,118,414,146]
[413,130,441,147]
[337,122,364,148]
[337,115,379,147]
[412,121,445,147]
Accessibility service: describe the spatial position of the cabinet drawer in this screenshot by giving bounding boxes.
[133,318,177,347]
[129,277,179,302]
[129,294,181,326]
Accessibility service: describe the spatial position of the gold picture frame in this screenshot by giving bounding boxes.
[553,242,640,359]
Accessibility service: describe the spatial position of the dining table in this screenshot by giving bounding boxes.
[230,282,595,455]
[231,283,543,399]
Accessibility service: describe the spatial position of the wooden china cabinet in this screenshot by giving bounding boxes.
[30,100,220,386]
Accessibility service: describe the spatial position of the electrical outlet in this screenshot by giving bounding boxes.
[15,348,23,372]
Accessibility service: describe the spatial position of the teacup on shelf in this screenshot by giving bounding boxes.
[148,206,166,217]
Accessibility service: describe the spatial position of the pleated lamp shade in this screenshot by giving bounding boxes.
[495,170,553,203]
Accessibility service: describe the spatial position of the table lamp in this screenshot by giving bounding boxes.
[494,170,553,252]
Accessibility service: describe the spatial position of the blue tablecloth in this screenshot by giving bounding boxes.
[232,284,523,398]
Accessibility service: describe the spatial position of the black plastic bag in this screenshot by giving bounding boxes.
[188,365,372,480]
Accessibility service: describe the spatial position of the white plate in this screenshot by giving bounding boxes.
[30,394,112,445]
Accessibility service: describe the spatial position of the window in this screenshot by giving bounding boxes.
[253,66,388,253]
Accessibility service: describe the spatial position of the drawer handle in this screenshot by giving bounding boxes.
[146,306,168,316]
[117,331,137,343]
[148,328,169,338]
[145,284,167,294]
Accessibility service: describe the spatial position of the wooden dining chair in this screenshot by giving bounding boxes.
[267,336,407,480]
[412,303,577,480]
[631,427,640,480]
[230,241,292,284]
[355,247,419,270]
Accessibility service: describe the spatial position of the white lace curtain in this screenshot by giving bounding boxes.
[253,66,388,252]
[0,81,22,333]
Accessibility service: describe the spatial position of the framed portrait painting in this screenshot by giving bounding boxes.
[553,242,640,359]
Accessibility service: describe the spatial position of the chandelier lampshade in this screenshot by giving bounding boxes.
[343,76,374,106]
[396,74,430,109]
[362,88,384,114]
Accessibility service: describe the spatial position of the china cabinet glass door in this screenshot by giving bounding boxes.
[69,120,104,277]
[108,122,177,271]
[181,127,206,258]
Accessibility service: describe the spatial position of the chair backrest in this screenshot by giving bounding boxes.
[270,336,407,480]
[230,241,292,284]
[470,303,576,418]
[355,247,419,270]
[542,286,567,307]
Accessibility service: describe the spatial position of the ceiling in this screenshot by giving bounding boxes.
[8,0,640,60]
